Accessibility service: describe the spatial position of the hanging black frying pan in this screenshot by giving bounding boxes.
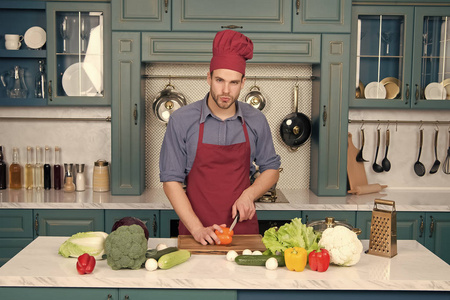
[279,84,312,150]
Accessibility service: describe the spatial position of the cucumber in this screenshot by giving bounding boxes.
[234,255,285,267]
[145,246,178,260]
[158,250,191,270]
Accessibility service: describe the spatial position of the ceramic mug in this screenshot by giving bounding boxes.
[5,34,23,50]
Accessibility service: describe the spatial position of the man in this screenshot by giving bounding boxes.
[159,30,281,245]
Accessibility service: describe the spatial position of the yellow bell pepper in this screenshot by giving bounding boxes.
[284,247,307,272]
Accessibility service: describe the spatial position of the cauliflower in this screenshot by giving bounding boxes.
[104,224,148,270]
[318,226,363,266]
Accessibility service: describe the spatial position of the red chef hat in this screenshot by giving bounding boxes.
[210,30,253,75]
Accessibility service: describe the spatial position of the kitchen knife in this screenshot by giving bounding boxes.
[229,211,240,232]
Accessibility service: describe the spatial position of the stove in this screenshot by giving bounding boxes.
[255,189,289,203]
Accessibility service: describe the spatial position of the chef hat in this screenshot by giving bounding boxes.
[210,30,253,75]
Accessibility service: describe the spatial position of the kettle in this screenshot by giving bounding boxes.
[1,66,28,98]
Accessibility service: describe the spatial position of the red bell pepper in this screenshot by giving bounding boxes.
[76,253,96,275]
[214,227,234,245]
[308,248,330,272]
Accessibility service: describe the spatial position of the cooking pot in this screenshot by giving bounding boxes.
[307,217,362,235]
[279,85,312,150]
[152,84,187,123]
[244,85,266,110]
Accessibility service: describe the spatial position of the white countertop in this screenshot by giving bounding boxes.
[0,237,449,291]
[1,188,449,212]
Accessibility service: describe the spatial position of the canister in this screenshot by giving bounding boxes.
[93,159,109,192]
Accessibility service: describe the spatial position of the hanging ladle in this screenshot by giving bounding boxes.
[382,128,391,172]
[429,128,440,174]
[356,128,368,162]
[372,128,384,173]
[414,128,426,177]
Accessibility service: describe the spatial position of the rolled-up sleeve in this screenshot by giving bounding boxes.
[253,116,281,173]
[159,116,187,183]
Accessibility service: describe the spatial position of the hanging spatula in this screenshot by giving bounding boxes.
[443,130,450,175]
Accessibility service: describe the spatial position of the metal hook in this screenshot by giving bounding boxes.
[435,121,439,131]
[386,120,390,130]
[376,122,381,130]
[360,120,364,130]
[168,76,172,86]
[419,121,423,130]
[396,120,398,132]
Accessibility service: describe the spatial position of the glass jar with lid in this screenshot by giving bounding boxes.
[93,159,109,192]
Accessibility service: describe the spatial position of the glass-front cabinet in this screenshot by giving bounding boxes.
[350,6,450,109]
[46,2,111,106]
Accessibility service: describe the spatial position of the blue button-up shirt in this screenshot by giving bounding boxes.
[159,93,281,183]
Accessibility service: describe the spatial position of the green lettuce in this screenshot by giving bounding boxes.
[262,218,320,255]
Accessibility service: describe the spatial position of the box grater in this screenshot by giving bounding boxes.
[367,199,397,258]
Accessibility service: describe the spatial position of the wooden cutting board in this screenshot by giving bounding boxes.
[177,234,266,255]
[347,132,368,192]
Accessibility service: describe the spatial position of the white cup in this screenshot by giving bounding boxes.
[5,34,23,50]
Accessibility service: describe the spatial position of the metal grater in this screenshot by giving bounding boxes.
[367,199,398,258]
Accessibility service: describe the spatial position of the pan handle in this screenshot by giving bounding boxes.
[294,84,299,113]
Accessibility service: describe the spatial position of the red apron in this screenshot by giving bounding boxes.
[178,118,259,235]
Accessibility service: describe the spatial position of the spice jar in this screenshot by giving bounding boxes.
[75,164,86,192]
[93,159,109,192]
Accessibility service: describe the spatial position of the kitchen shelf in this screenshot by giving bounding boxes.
[0,50,46,58]
[0,97,47,107]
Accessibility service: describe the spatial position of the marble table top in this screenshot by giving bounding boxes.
[0,237,449,291]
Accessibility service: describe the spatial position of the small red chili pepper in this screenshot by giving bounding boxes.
[308,248,330,272]
[76,253,96,275]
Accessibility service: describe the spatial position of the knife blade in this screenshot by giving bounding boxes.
[229,211,240,232]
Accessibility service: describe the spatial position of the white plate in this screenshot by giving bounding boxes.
[425,82,446,100]
[365,82,386,99]
[62,62,100,96]
[24,26,46,49]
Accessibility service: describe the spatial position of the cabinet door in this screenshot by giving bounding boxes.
[34,209,104,237]
[105,210,159,237]
[310,34,349,196]
[120,288,237,300]
[293,0,351,33]
[424,212,450,264]
[46,2,111,106]
[349,6,414,108]
[0,287,118,300]
[112,0,170,31]
[0,209,33,238]
[0,238,33,267]
[111,32,145,195]
[172,0,291,32]
[411,7,450,109]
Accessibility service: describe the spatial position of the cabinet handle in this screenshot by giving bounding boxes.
[405,83,409,104]
[429,215,435,238]
[221,25,243,29]
[305,215,308,223]
[296,0,300,15]
[414,84,419,104]
[48,80,52,101]
[419,215,424,238]
[133,104,138,125]
[164,0,168,13]
[107,294,112,300]
[124,296,129,300]
[322,105,327,127]
[35,213,39,236]
[153,213,158,237]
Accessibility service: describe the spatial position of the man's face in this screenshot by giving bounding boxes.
[207,69,246,110]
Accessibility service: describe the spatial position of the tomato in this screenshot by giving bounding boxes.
[215,227,234,245]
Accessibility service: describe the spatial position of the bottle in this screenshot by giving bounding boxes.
[75,164,85,191]
[9,147,22,189]
[54,146,62,190]
[34,60,46,98]
[63,163,75,192]
[34,146,44,189]
[44,146,51,190]
[24,146,34,189]
[93,159,109,192]
[0,146,6,189]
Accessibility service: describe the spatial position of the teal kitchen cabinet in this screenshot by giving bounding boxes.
[105,210,160,237]
[112,0,171,31]
[293,0,351,33]
[349,4,450,109]
[1,287,118,300]
[34,209,104,237]
[0,1,47,107]
[119,289,237,300]
[46,2,111,106]
[111,32,145,195]
[171,0,291,33]
[356,211,450,264]
[142,32,320,64]
[310,34,350,196]
[302,210,356,226]
[0,210,33,266]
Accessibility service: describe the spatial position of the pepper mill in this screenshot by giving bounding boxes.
[63,163,75,193]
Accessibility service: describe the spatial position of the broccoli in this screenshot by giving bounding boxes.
[104,224,148,270]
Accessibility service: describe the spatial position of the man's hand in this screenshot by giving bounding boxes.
[232,191,256,221]
[191,224,225,245]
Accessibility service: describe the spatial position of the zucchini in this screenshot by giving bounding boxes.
[145,246,178,260]
[234,255,285,267]
[158,250,191,270]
